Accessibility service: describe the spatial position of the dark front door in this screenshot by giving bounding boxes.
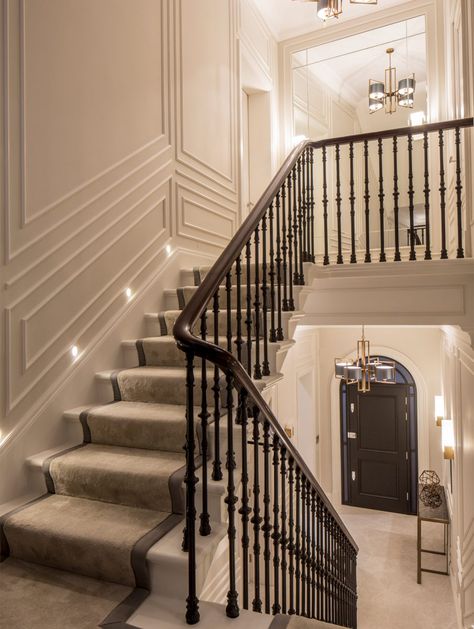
[345,383,410,514]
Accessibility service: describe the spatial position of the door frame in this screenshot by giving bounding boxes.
[340,362,418,515]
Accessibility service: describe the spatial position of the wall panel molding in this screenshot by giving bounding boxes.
[174,0,239,195]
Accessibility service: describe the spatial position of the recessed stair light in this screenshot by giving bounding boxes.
[125,287,133,300]
[71,345,79,359]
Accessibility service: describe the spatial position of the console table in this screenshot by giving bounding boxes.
[417,484,450,584]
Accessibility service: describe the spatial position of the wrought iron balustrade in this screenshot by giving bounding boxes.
[174,117,473,628]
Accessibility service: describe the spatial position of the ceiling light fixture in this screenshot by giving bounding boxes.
[292,0,377,22]
[368,47,416,114]
[334,326,396,393]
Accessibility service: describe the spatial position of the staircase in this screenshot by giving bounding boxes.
[0,263,307,627]
[6,116,469,629]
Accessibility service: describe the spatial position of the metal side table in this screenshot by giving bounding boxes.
[417,484,450,584]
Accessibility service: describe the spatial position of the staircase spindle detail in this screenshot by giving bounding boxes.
[174,117,474,629]
[335,144,343,264]
[378,137,386,262]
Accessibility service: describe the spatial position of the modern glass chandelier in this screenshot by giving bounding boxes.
[334,326,396,393]
[293,0,377,23]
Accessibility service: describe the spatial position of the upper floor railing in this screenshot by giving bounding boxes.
[174,117,473,628]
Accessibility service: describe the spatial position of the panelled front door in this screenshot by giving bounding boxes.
[345,383,410,514]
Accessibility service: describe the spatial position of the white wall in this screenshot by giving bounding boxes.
[441,326,474,628]
[0,0,281,503]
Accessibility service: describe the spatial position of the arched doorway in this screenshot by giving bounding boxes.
[340,357,418,515]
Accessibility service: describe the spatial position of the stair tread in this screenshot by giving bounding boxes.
[48,444,184,511]
[3,494,172,586]
[4,494,169,541]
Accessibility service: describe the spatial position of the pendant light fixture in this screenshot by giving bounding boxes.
[334,326,396,393]
[292,0,377,22]
[368,22,416,114]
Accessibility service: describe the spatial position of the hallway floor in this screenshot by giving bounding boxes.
[339,506,458,629]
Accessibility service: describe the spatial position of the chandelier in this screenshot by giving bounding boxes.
[334,327,396,393]
[369,46,416,114]
[293,0,377,22]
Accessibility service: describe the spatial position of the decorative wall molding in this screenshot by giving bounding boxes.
[174,0,239,195]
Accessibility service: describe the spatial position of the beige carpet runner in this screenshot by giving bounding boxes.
[0,274,233,590]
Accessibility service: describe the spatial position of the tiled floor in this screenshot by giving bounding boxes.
[339,506,458,629]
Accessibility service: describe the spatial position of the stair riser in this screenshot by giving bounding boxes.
[122,338,282,374]
[164,285,270,311]
[49,459,179,512]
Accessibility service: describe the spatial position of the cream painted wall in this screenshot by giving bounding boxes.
[441,327,474,629]
[0,0,281,503]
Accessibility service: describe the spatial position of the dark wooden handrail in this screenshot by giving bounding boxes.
[310,116,473,149]
[174,117,473,625]
[174,136,356,548]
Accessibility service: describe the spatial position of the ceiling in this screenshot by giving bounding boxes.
[253,0,415,41]
[293,16,426,104]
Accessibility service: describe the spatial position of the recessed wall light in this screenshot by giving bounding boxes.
[125,287,133,300]
[166,244,172,256]
[71,345,79,359]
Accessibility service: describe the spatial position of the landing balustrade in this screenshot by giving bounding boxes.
[174,117,473,628]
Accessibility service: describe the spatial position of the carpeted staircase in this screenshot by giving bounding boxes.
[0,265,304,601]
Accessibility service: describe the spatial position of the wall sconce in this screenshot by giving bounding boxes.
[442,419,455,460]
[435,395,444,427]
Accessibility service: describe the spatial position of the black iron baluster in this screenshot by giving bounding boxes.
[309,147,316,263]
[297,158,305,283]
[272,434,281,615]
[275,192,284,341]
[235,255,243,362]
[263,421,271,614]
[393,136,401,262]
[349,142,357,264]
[226,271,232,356]
[254,226,262,379]
[378,137,386,262]
[280,448,288,615]
[287,173,295,310]
[269,201,277,344]
[281,181,289,312]
[323,146,330,265]
[238,390,251,610]
[245,241,253,374]
[301,149,308,261]
[301,476,306,616]
[184,351,199,624]
[293,163,301,284]
[212,291,222,481]
[423,131,432,260]
[408,132,416,261]
[224,365,239,618]
[261,211,270,377]
[252,408,262,613]
[438,130,448,259]
[455,126,465,258]
[288,457,296,615]
[324,507,329,623]
[311,489,316,619]
[295,467,301,615]
[306,480,311,618]
[199,312,211,537]
[335,144,343,265]
[317,495,323,621]
[364,140,371,263]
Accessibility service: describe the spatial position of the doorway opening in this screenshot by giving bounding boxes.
[340,357,418,515]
